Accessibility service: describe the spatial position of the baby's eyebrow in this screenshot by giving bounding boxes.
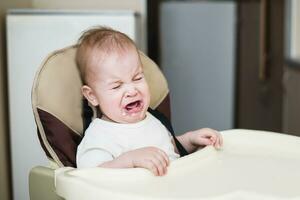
[134,69,143,75]
[107,80,122,85]
[133,72,142,77]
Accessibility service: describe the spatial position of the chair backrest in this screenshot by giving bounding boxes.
[32,46,169,167]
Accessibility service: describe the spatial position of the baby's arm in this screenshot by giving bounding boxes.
[99,147,169,176]
[173,128,223,154]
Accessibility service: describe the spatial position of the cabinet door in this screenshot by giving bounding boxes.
[236,0,284,132]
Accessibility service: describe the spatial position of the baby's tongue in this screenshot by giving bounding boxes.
[125,101,141,114]
[126,101,138,110]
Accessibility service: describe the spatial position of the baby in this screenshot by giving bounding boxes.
[76,27,222,176]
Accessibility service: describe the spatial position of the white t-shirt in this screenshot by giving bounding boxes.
[76,112,180,168]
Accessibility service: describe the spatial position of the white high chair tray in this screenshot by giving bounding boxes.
[55,129,300,200]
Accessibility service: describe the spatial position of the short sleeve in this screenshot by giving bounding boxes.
[76,148,113,168]
[76,126,122,168]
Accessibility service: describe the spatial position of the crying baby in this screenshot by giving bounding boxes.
[76,27,222,176]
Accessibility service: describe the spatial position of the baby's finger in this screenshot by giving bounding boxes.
[211,130,219,143]
[144,159,159,176]
[219,133,223,147]
[214,136,220,149]
[215,131,222,144]
[202,131,216,138]
[150,156,165,176]
[200,138,214,145]
[154,151,168,174]
[210,135,217,143]
[157,149,169,166]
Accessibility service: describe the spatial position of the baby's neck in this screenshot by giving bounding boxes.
[101,115,116,123]
[100,113,147,124]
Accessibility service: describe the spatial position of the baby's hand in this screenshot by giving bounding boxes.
[124,147,169,176]
[188,128,223,149]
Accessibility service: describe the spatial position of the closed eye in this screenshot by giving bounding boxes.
[133,74,144,81]
[112,84,121,90]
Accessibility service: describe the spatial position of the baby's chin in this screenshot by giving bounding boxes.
[101,111,147,124]
[119,111,147,124]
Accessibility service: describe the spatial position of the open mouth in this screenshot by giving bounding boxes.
[124,100,143,113]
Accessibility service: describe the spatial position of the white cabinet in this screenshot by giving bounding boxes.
[6,9,142,200]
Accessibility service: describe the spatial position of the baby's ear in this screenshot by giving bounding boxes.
[81,85,99,106]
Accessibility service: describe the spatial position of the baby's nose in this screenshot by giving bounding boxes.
[125,85,138,97]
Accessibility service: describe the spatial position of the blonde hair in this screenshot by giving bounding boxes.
[76,26,138,84]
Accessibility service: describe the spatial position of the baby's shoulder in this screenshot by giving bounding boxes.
[83,119,112,138]
[79,122,115,149]
[147,112,167,127]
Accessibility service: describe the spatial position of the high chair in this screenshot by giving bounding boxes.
[30,46,300,200]
[30,45,174,200]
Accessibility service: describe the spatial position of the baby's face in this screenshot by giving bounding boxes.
[87,47,150,123]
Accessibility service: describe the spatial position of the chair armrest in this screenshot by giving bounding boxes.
[29,166,64,200]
